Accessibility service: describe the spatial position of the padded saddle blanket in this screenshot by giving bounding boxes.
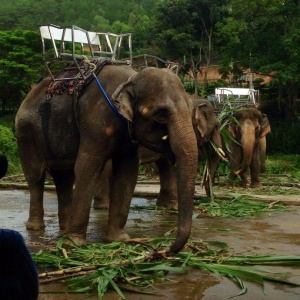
[46,59,112,99]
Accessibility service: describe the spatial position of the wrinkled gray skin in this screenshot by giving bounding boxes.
[227,107,271,187]
[259,115,271,173]
[15,66,198,253]
[94,98,222,210]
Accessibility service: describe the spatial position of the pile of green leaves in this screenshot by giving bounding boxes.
[193,195,287,218]
[131,196,287,218]
[33,237,300,299]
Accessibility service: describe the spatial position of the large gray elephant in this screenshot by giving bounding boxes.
[227,107,271,187]
[15,66,198,253]
[93,98,225,210]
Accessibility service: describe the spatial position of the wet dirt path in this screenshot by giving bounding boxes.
[1,187,300,299]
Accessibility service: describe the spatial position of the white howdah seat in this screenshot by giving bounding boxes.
[210,87,259,112]
[39,24,132,80]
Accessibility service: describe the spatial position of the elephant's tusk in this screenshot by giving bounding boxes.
[162,135,168,140]
[218,147,226,157]
[217,147,228,161]
[234,169,242,175]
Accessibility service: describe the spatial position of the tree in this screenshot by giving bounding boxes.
[127,5,155,54]
[0,0,59,30]
[0,30,44,113]
[216,0,300,120]
[153,0,227,94]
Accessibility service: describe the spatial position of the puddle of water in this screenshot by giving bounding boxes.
[1,189,300,299]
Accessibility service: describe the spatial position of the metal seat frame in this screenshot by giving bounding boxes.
[40,24,132,80]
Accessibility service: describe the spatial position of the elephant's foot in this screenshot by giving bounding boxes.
[156,199,178,210]
[227,173,244,187]
[58,220,68,231]
[242,180,250,188]
[260,165,266,173]
[58,213,71,230]
[104,229,130,243]
[93,197,109,210]
[63,233,87,246]
[26,218,45,231]
[156,194,178,210]
[250,180,262,188]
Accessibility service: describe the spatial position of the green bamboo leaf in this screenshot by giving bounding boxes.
[138,263,185,274]
[104,273,126,299]
[34,237,300,298]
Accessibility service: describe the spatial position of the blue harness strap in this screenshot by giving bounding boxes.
[92,72,127,124]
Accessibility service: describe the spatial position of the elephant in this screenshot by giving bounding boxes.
[93,98,225,210]
[15,65,198,253]
[226,107,271,187]
[259,114,271,173]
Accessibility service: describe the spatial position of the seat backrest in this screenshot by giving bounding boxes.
[215,87,258,106]
[40,24,102,58]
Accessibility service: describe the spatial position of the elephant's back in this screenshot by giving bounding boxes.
[16,78,79,159]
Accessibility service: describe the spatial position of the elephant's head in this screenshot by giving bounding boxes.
[228,107,271,175]
[112,67,198,253]
[190,98,225,195]
[192,98,222,150]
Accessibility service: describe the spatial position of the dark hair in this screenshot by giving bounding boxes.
[0,229,39,300]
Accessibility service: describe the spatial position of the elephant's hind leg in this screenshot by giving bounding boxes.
[51,169,75,230]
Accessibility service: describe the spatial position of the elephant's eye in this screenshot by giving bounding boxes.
[151,108,170,124]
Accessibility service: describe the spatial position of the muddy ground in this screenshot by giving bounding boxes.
[0,175,300,299]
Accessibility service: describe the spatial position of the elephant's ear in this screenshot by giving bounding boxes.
[260,114,271,138]
[195,103,208,138]
[111,76,135,122]
[228,123,237,138]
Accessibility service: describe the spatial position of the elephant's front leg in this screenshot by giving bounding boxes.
[93,160,112,210]
[228,144,248,186]
[204,149,221,197]
[50,168,75,230]
[65,152,105,245]
[105,150,139,242]
[249,142,262,188]
[155,157,178,210]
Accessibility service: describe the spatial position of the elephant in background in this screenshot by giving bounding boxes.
[15,66,198,253]
[94,98,225,210]
[227,107,271,187]
[259,115,271,173]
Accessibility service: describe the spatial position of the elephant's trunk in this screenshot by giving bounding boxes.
[203,127,222,197]
[168,105,198,253]
[236,122,255,175]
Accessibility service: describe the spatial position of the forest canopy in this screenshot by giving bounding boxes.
[0,0,299,120]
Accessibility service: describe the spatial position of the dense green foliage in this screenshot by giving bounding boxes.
[267,121,300,155]
[0,125,20,174]
[0,30,44,112]
[0,0,299,167]
[0,0,299,119]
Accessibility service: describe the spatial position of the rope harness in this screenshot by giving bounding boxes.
[82,56,127,124]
